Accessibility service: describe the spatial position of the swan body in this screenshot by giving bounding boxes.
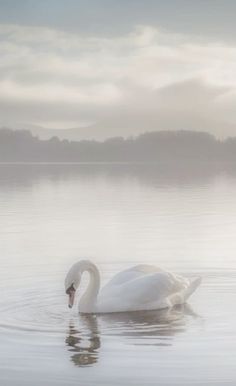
[65,260,201,314]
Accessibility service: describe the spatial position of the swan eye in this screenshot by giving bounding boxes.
[66,283,75,295]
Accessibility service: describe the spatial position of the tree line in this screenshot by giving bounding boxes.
[0,128,236,163]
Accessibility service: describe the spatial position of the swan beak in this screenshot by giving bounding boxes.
[68,290,75,308]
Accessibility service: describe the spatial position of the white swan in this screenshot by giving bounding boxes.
[65,260,201,314]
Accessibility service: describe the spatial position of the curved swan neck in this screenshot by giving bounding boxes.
[77,260,100,313]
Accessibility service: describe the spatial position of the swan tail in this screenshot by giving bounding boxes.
[183,276,202,301]
[168,276,201,306]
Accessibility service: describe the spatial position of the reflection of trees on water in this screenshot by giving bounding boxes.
[66,315,100,367]
[66,305,199,367]
[1,162,235,190]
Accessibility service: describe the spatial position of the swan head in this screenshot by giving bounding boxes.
[65,262,82,308]
[65,260,100,311]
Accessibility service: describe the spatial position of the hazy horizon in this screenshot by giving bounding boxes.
[3,127,236,164]
[1,1,236,138]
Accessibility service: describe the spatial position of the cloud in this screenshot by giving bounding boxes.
[1,1,236,42]
[0,23,236,137]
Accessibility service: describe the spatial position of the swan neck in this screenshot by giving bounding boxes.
[79,261,100,313]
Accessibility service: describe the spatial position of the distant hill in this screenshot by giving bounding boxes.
[0,128,236,164]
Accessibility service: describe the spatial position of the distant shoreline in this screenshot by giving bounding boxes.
[1,128,236,164]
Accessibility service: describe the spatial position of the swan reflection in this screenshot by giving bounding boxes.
[66,305,198,367]
[66,315,100,367]
[100,304,198,345]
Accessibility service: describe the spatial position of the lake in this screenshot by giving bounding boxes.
[0,163,236,385]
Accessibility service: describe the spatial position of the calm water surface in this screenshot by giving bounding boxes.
[0,164,236,385]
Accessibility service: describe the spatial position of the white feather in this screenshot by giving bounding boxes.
[65,260,201,314]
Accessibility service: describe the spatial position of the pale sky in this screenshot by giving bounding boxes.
[1,0,236,138]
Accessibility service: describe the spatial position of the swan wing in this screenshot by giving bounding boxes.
[101,264,164,290]
[122,271,188,304]
[98,271,190,312]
